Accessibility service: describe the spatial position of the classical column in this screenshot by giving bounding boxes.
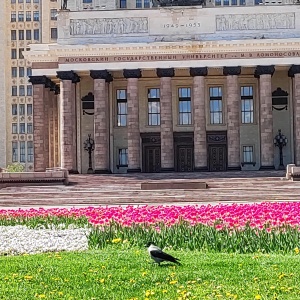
[124,69,141,172]
[48,81,56,168]
[56,71,77,172]
[255,65,275,170]
[28,76,48,171]
[90,70,111,173]
[71,74,80,173]
[224,66,241,171]
[190,67,208,171]
[53,86,60,167]
[289,65,300,165]
[157,68,174,172]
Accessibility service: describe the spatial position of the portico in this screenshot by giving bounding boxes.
[24,4,300,174]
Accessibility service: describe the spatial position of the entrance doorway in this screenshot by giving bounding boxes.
[207,131,227,172]
[208,145,227,171]
[177,146,194,172]
[144,146,161,173]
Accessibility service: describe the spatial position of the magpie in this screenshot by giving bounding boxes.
[146,242,181,265]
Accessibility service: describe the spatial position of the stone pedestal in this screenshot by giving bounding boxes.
[157,68,175,172]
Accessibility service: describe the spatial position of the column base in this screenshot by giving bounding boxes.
[94,169,112,174]
[227,166,241,171]
[194,166,209,172]
[87,168,94,174]
[69,170,79,174]
[259,165,275,170]
[160,167,175,173]
[127,168,141,173]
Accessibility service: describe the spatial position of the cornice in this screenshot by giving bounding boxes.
[23,39,300,63]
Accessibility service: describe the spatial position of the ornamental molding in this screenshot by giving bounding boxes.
[24,40,300,64]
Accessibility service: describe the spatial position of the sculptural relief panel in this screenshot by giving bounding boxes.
[216,13,295,31]
[70,18,149,35]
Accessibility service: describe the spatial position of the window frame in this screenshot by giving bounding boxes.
[116,89,127,127]
[241,86,254,124]
[241,145,255,166]
[118,148,128,167]
[209,86,223,125]
[147,88,160,126]
[178,87,192,125]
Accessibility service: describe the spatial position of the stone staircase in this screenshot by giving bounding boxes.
[0,171,299,207]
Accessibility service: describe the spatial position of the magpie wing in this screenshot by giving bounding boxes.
[150,250,180,263]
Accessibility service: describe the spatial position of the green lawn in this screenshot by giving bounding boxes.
[0,248,299,300]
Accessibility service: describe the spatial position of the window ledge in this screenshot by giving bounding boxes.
[116,164,128,170]
[241,162,256,167]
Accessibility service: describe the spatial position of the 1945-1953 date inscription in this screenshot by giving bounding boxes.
[163,22,201,28]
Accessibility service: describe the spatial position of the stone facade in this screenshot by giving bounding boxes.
[22,4,300,174]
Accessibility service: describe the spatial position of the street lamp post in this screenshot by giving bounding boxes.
[273,129,288,170]
[84,134,95,174]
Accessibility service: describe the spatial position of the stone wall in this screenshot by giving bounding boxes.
[0,8,7,168]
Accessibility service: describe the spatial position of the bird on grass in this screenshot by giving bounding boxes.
[146,242,181,266]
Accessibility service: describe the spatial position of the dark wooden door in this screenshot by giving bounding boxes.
[177,146,194,172]
[144,146,161,173]
[208,145,227,171]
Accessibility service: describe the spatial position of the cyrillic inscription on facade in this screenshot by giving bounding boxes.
[216,13,295,31]
[59,51,300,64]
[70,18,149,35]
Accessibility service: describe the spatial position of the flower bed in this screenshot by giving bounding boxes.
[0,202,300,254]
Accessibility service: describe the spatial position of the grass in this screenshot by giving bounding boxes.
[0,247,299,300]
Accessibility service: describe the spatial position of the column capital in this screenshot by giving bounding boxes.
[28,75,48,85]
[254,65,275,78]
[156,68,175,78]
[223,66,241,76]
[90,70,112,81]
[123,69,142,79]
[190,67,208,77]
[72,73,81,84]
[56,70,77,81]
[288,65,300,77]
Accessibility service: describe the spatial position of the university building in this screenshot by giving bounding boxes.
[23,0,300,174]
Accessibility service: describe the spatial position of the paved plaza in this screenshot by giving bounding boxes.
[0,170,300,208]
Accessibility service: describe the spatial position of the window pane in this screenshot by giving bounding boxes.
[20,141,26,162]
[117,89,126,99]
[243,146,254,162]
[12,142,18,162]
[27,141,34,162]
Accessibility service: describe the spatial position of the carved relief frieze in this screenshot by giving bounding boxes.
[70,18,149,36]
[216,13,295,31]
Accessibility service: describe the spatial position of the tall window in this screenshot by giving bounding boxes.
[11,12,16,22]
[136,0,142,7]
[241,86,254,124]
[118,149,128,166]
[19,123,26,134]
[19,85,25,96]
[11,67,17,78]
[19,48,24,59]
[51,28,58,39]
[117,89,127,127]
[19,104,25,115]
[12,142,18,162]
[26,30,32,40]
[26,11,31,21]
[12,86,17,96]
[19,67,25,77]
[148,88,160,126]
[27,123,33,133]
[12,104,18,115]
[144,0,150,7]
[178,87,192,125]
[19,30,24,40]
[27,104,33,115]
[33,29,39,40]
[33,11,40,21]
[27,86,32,96]
[20,142,26,162]
[243,146,254,163]
[18,12,24,22]
[11,30,16,40]
[27,142,33,162]
[11,49,17,59]
[50,9,57,20]
[209,87,223,124]
[12,123,18,134]
[120,0,127,8]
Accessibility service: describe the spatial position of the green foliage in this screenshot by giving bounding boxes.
[0,216,90,229]
[5,163,25,172]
[88,221,300,254]
[0,249,300,299]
